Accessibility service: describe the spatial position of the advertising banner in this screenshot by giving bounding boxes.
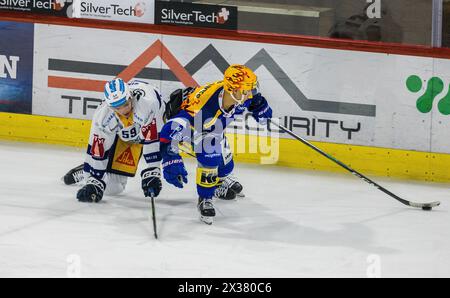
[32,24,450,154]
[0,0,75,17]
[154,1,237,30]
[72,0,154,24]
[0,21,34,114]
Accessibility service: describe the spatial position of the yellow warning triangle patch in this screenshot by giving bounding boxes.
[115,147,136,166]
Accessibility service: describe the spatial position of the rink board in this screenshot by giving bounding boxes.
[0,22,34,114]
[1,111,449,183]
[4,20,450,182]
[30,24,450,155]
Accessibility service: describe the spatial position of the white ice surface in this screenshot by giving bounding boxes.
[0,141,449,278]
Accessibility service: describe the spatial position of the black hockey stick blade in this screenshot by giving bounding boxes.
[409,201,441,209]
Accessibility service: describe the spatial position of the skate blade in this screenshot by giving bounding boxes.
[236,192,245,198]
[200,215,214,225]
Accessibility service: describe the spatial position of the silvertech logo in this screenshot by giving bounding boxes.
[52,0,72,11]
[217,8,229,24]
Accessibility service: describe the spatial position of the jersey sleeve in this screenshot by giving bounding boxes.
[139,86,165,169]
[83,106,119,180]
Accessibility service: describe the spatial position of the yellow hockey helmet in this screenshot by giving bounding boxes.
[223,65,258,94]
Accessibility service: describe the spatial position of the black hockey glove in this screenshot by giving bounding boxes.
[141,167,162,197]
[248,95,272,124]
[76,176,106,203]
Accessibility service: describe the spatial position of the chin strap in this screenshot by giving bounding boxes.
[230,92,246,105]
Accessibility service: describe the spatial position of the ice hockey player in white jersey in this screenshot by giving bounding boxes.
[63,78,165,203]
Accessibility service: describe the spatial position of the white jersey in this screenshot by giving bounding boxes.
[85,80,165,180]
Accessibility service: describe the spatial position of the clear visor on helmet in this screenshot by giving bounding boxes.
[108,96,127,108]
[228,79,259,104]
[241,82,259,99]
[251,82,260,97]
[109,95,132,111]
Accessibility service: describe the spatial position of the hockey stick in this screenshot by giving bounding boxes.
[269,119,441,210]
[150,192,158,239]
[178,144,196,158]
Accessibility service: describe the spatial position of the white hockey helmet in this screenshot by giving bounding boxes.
[104,78,130,108]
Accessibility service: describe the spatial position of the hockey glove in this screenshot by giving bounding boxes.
[141,167,162,197]
[249,95,272,124]
[162,154,188,188]
[76,176,105,203]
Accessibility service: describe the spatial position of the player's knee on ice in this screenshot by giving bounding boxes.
[103,174,128,196]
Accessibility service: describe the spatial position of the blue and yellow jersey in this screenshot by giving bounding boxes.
[177,81,251,134]
[159,80,265,150]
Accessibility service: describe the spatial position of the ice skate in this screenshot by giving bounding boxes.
[62,164,85,185]
[214,175,244,200]
[198,198,215,225]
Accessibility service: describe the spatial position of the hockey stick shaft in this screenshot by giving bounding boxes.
[270,119,440,209]
[150,192,158,239]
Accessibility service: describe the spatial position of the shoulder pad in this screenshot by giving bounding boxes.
[189,81,223,102]
[92,105,118,132]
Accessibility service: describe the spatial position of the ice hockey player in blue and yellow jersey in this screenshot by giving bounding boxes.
[160,64,273,224]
